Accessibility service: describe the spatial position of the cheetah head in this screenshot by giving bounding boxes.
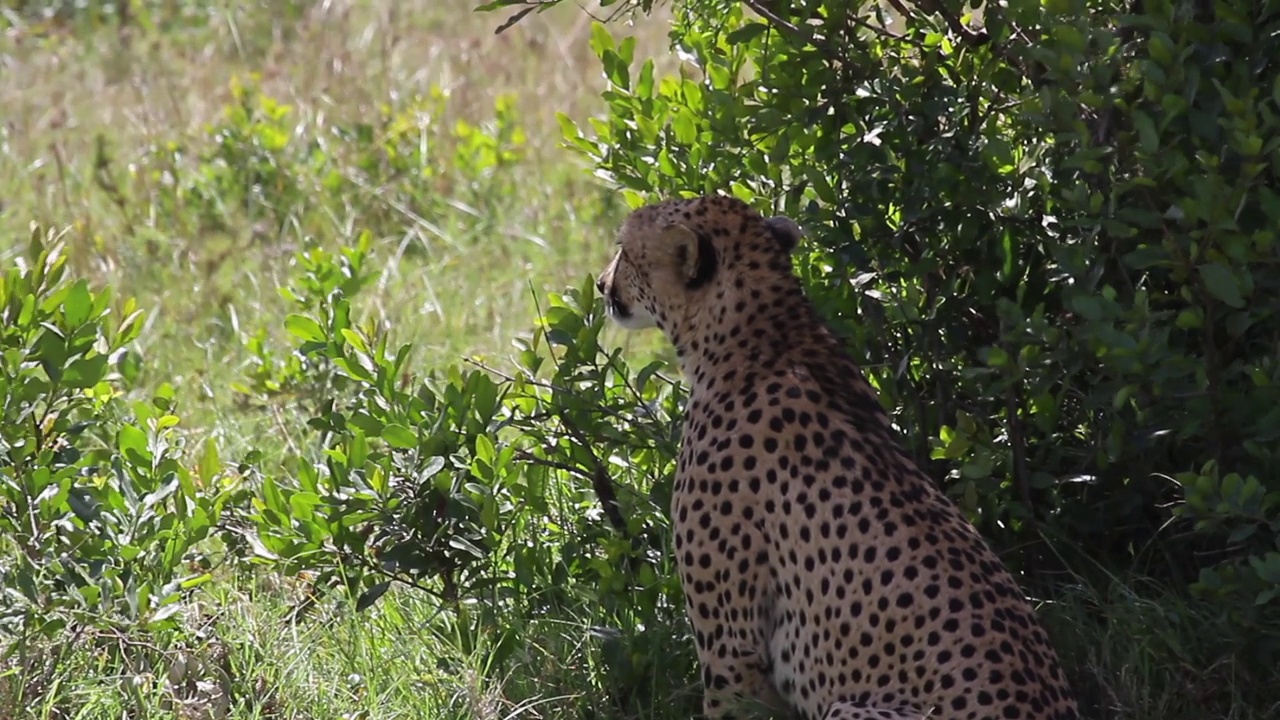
[595,195,804,333]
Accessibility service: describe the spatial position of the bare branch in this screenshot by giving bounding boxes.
[881,0,916,26]
[494,5,538,35]
[740,0,807,39]
[463,358,633,536]
[739,0,852,59]
[513,449,594,481]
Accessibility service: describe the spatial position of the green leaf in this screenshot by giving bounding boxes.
[960,453,994,479]
[726,22,769,45]
[1198,262,1246,308]
[1132,110,1158,154]
[999,228,1017,281]
[118,425,150,463]
[602,49,629,90]
[804,166,837,204]
[618,35,636,65]
[1113,385,1134,411]
[448,535,486,559]
[355,581,391,612]
[474,433,495,465]
[1068,294,1105,320]
[289,491,321,521]
[284,313,326,343]
[382,423,417,449]
[33,327,68,380]
[1148,32,1174,64]
[63,280,93,327]
[671,108,698,144]
[418,456,446,484]
[260,474,286,513]
[347,412,384,436]
[197,437,220,484]
[636,59,655,98]
[588,21,615,59]
[475,0,521,13]
[983,347,1009,368]
[154,382,176,407]
[17,293,36,327]
[339,328,370,355]
[180,573,213,590]
[635,360,667,394]
[66,487,100,523]
[1123,245,1169,269]
[246,532,282,561]
[63,354,109,389]
[333,357,373,382]
[349,429,369,468]
[117,349,142,383]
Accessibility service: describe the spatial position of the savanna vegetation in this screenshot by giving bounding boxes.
[1,0,1278,719]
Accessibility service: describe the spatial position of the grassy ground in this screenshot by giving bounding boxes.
[1,2,1278,720]
[1,2,689,718]
[1,0,673,459]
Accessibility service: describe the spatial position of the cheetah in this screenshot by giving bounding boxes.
[595,195,1080,720]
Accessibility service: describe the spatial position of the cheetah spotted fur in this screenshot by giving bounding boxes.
[595,195,1080,720]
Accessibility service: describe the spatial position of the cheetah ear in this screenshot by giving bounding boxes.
[765,215,804,253]
[662,222,717,290]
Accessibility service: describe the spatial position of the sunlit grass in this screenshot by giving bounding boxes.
[0,0,673,453]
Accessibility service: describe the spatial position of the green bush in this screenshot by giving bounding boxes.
[228,242,697,716]
[124,76,529,249]
[0,219,696,716]
[490,0,1280,661]
[0,228,236,646]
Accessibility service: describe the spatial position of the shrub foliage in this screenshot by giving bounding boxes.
[539,0,1280,628]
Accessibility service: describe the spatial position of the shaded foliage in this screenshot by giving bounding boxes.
[543,0,1280,633]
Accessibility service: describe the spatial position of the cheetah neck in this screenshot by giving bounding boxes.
[672,274,824,382]
[671,274,902,443]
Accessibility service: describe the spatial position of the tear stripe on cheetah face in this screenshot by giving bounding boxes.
[597,194,1081,720]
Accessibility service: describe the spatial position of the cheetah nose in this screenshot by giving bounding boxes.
[595,276,605,293]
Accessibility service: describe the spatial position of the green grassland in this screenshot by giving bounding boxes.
[1,2,682,717]
[1,2,1278,719]
[1,0,676,437]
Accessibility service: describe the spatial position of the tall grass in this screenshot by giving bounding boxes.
[0,2,688,718]
[1,0,672,452]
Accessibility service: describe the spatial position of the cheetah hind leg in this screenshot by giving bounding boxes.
[821,702,928,720]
